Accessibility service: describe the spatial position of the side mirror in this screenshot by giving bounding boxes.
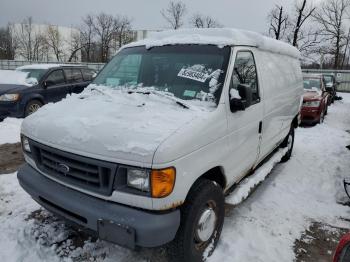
[230,84,253,112]
[43,80,54,88]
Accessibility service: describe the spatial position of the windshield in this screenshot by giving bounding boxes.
[93,45,231,105]
[303,78,321,91]
[323,75,333,85]
[17,69,46,81]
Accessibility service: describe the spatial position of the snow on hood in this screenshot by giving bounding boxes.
[0,70,37,86]
[122,28,300,59]
[21,86,208,164]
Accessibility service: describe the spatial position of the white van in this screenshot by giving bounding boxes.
[18,28,303,261]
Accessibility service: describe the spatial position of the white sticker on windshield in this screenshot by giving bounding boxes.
[178,68,209,83]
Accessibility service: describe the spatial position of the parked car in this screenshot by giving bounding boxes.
[323,73,337,103]
[17,29,303,261]
[301,74,330,125]
[0,64,96,120]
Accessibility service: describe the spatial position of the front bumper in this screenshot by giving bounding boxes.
[17,164,180,249]
[0,102,23,120]
[300,107,321,124]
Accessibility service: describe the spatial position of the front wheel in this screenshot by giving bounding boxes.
[167,179,225,262]
[24,100,43,117]
[280,127,294,162]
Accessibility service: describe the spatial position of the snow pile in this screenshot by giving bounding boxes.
[0,117,23,144]
[0,70,35,86]
[123,28,300,59]
[226,147,288,205]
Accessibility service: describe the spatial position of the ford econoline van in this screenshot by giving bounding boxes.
[18,28,303,261]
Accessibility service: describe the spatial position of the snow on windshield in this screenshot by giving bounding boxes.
[0,70,38,86]
[94,45,230,106]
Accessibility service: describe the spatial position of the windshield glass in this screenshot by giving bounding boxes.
[93,45,231,106]
[17,69,46,81]
[323,75,333,85]
[303,78,321,91]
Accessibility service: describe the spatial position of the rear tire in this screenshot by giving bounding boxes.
[167,179,225,262]
[24,100,43,117]
[280,127,294,162]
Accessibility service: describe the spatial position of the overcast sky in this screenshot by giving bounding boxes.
[0,0,319,33]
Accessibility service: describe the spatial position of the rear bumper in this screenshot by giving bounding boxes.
[17,163,180,249]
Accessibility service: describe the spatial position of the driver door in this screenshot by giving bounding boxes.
[43,69,70,103]
[225,47,264,183]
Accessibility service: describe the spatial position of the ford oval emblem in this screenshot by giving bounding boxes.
[58,163,70,174]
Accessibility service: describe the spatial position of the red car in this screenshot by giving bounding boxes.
[334,233,350,262]
[301,74,329,125]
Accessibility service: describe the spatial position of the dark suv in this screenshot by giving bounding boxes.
[0,64,96,120]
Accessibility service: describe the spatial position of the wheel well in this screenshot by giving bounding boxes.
[199,167,226,189]
[292,115,299,129]
[26,97,44,108]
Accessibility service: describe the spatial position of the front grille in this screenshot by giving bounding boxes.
[30,140,118,196]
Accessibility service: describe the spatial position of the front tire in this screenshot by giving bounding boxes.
[167,179,225,262]
[280,127,294,162]
[24,100,43,117]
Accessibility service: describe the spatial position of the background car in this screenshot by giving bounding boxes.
[0,64,96,120]
[301,74,329,125]
[323,74,337,104]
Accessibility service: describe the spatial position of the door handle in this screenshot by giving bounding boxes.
[258,121,262,134]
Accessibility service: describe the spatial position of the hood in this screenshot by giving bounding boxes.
[21,87,208,165]
[303,90,322,101]
[0,84,30,95]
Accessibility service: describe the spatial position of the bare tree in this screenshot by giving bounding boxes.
[191,14,222,28]
[67,31,83,62]
[313,0,350,68]
[0,25,16,59]
[81,14,96,62]
[45,25,64,61]
[161,1,186,29]
[93,13,119,62]
[116,16,133,49]
[290,0,316,47]
[267,5,289,40]
[13,17,46,61]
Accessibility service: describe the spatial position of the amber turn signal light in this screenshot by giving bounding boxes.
[151,167,176,198]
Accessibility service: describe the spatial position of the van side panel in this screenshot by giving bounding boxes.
[256,50,303,162]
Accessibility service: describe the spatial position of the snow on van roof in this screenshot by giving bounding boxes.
[122,28,301,59]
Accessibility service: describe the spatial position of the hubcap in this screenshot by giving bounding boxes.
[287,134,293,151]
[28,104,40,114]
[195,207,217,243]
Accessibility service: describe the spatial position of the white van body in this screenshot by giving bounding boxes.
[18,28,303,258]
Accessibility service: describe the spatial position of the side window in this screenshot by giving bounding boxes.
[82,68,96,81]
[230,51,260,104]
[64,68,84,83]
[45,70,65,86]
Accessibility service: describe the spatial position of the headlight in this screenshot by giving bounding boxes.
[0,93,20,101]
[21,135,31,153]
[127,168,150,192]
[126,167,176,198]
[303,100,321,107]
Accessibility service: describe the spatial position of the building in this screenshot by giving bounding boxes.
[11,23,81,62]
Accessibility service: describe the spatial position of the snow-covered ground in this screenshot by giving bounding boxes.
[0,94,350,262]
[0,117,22,144]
